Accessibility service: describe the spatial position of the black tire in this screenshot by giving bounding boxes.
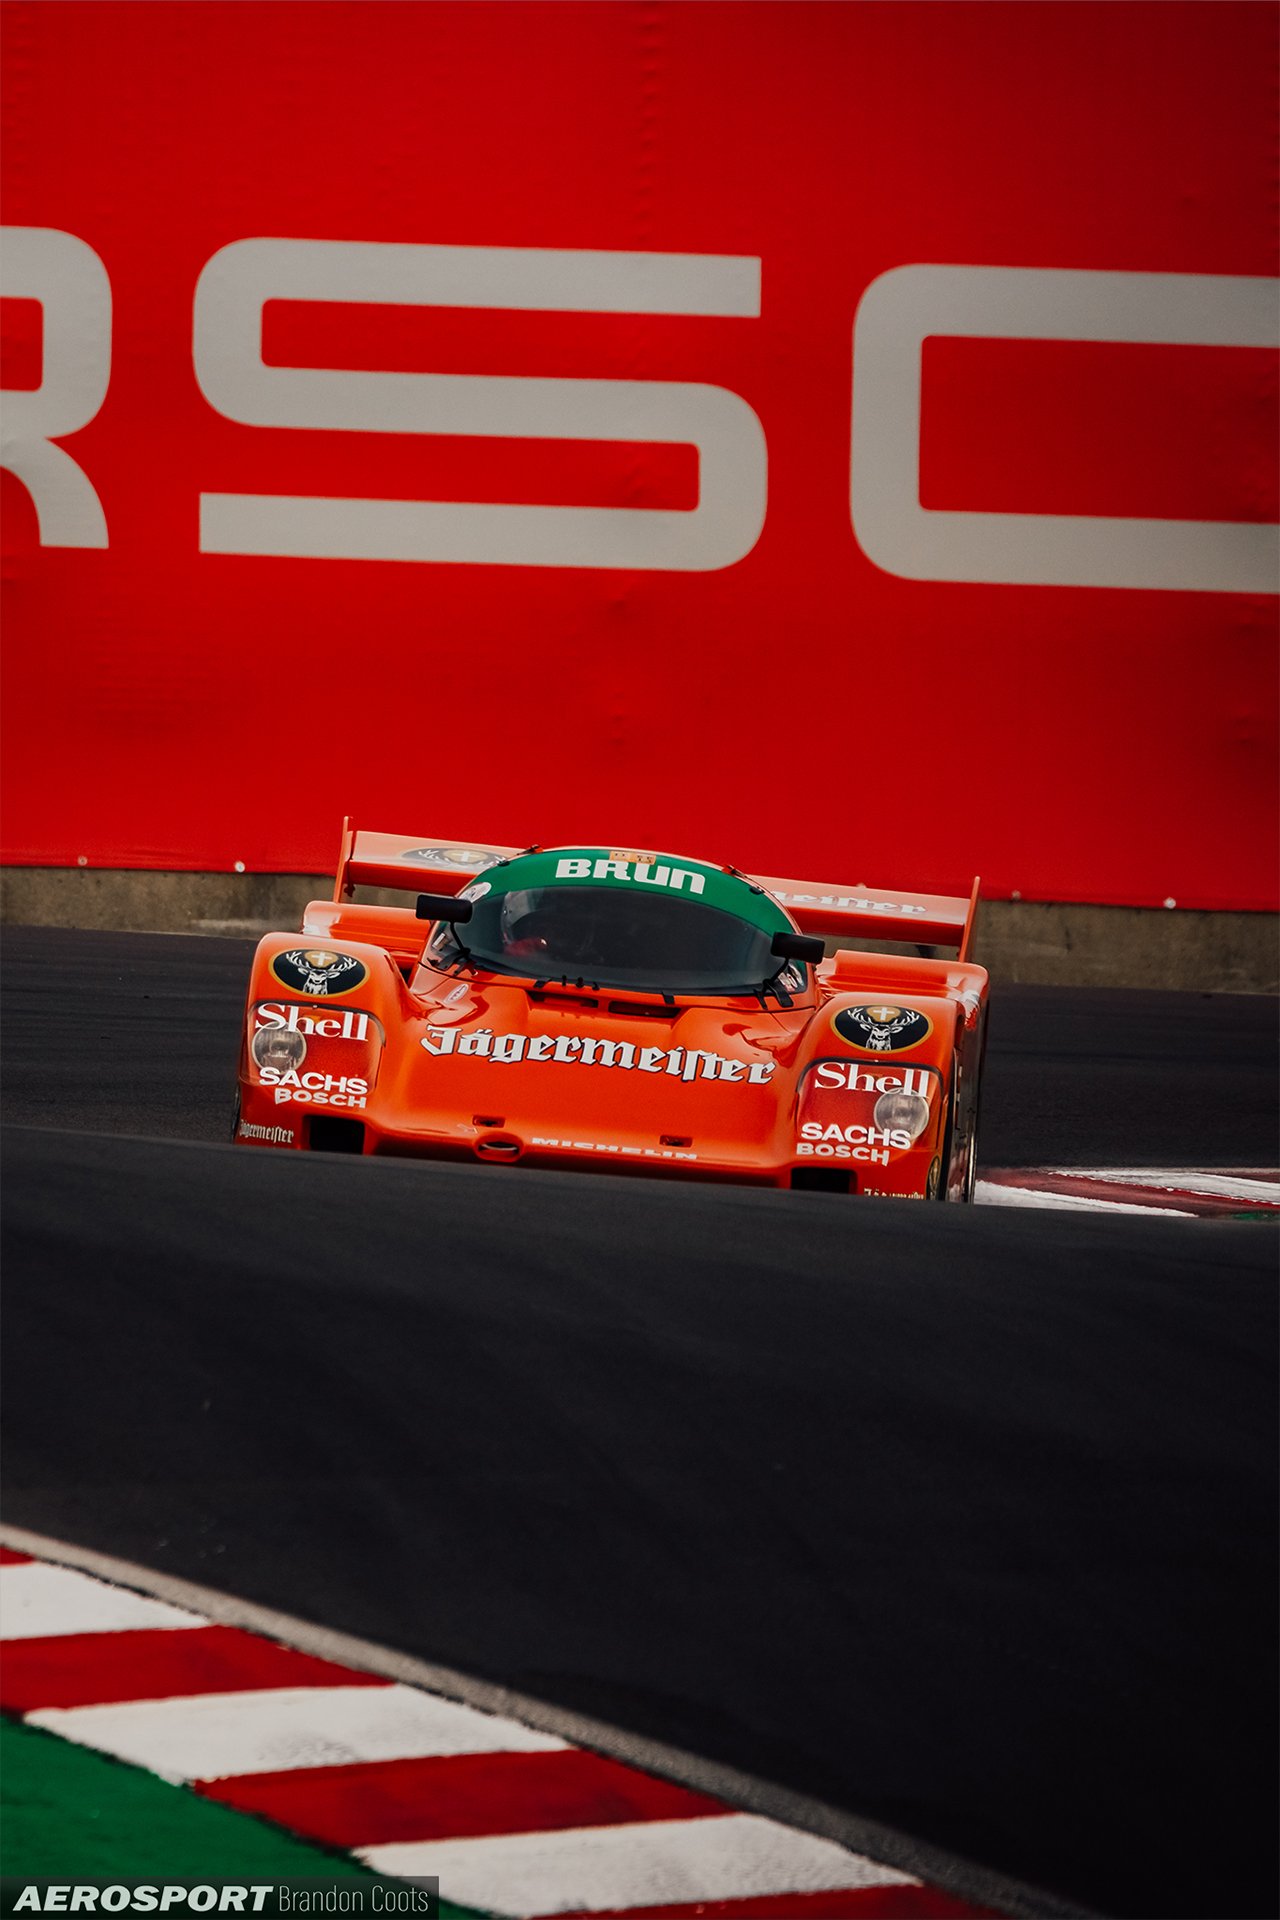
[961,1128,978,1202]
[962,1007,989,1203]
[934,1061,956,1199]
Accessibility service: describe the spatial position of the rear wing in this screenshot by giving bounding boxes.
[332,820,980,961]
[751,871,981,959]
[332,822,518,899]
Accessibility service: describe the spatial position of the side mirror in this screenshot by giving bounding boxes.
[770,930,825,964]
[416,892,474,923]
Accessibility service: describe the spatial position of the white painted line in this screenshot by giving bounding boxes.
[359,1812,915,1915]
[1068,1170,1280,1205]
[27,1682,568,1782]
[0,1562,205,1641]
[973,1181,1177,1216]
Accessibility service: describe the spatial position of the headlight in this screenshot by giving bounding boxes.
[252,1026,307,1072]
[873,1089,930,1142]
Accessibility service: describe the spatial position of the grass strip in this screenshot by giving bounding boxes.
[2,1718,486,1917]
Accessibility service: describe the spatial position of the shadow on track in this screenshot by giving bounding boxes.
[3,1126,1276,1918]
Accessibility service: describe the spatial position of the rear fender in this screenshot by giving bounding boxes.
[818,947,988,1009]
[300,900,425,970]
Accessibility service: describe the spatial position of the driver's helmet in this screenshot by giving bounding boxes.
[500,888,613,960]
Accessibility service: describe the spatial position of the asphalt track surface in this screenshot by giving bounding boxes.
[3,928,1278,1918]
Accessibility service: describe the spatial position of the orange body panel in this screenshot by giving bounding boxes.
[236,828,989,1201]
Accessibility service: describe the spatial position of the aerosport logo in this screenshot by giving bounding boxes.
[10,1895,276,1915]
[7,1891,434,1915]
[833,1004,933,1053]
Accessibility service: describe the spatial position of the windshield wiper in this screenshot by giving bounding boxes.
[443,935,477,977]
[535,972,601,992]
[757,966,794,1009]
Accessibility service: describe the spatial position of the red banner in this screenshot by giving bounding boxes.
[2,1,1276,907]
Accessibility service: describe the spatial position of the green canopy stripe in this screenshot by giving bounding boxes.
[465,850,793,935]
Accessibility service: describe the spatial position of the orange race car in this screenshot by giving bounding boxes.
[233,823,988,1200]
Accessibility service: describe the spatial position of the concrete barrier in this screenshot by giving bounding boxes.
[2,866,1276,992]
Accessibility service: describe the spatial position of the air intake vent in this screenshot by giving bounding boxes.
[791,1167,852,1194]
[309,1116,365,1155]
[607,1000,678,1018]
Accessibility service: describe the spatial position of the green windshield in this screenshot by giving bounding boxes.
[428,848,798,995]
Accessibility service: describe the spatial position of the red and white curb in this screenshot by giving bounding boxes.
[976,1169,1280,1218]
[0,1546,996,1919]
